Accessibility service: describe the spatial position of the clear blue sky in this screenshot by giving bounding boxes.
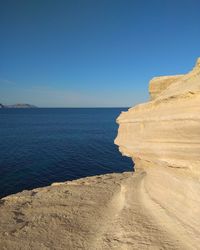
[0,0,200,107]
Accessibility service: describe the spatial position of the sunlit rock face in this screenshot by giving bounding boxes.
[114,59,200,248]
[115,58,200,175]
[149,75,184,100]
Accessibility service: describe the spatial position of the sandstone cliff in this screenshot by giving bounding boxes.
[115,58,200,173]
[115,58,200,249]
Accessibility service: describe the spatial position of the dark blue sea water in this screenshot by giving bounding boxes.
[0,108,133,198]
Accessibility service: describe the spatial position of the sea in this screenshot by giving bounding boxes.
[0,108,133,198]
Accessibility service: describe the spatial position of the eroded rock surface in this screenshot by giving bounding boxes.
[149,75,183,100]
[115,58,200,249]
[115,58,200,174]
[0,171,190,250]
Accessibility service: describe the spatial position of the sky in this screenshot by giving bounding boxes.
[0,0,200,107]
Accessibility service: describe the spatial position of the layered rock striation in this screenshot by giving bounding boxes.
[149,74,183,100]
[115,58,200,174]
[115,58,200,248]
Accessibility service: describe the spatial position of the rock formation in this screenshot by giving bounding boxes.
[115,58,200,173]
[149,74,183,100]
[0,171,192,250]
[115,58,200,248]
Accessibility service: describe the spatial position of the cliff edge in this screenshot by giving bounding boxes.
[115,58,200,174]
[115,58,200,249]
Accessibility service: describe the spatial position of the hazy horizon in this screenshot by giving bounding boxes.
[1,0,200,107]
[0,104,131,108]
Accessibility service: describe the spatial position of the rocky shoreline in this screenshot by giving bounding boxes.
[1,59,200,249]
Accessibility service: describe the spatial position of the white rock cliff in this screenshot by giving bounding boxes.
[115,58,200,174]
[115,58,200,249]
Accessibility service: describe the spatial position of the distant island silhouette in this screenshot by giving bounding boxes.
[0,103,37,108]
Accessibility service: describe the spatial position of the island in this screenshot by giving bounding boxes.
[0,103,37,108]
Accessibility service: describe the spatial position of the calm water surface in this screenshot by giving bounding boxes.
[0,108,133,198]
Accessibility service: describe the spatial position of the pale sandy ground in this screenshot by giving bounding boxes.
[0,167,196,250]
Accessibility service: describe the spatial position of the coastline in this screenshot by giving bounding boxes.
[2,166,199,249]
[0,169,192,250]
[1,59,200,249]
